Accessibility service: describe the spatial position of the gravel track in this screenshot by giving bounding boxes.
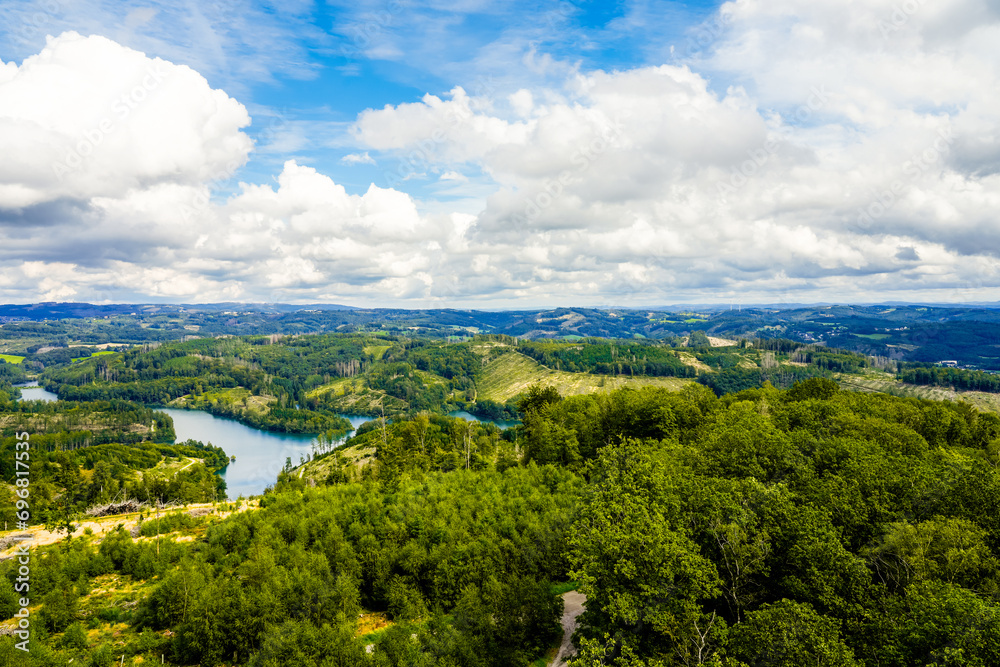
[552,591,586,666]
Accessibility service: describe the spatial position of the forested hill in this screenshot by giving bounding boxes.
[5,379,1000,665]
[0,399,228,526]
[37,333,896,432]
[5,302,1000,368]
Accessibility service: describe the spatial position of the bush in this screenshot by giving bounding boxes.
[61,622,89,652]
[40,584,79,633]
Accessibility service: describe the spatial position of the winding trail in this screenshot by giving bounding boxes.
[0,500,255,557]
[553,591,587,666]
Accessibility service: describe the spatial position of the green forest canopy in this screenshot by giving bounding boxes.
[4,379,1000,665]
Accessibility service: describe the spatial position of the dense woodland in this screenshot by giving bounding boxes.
[0,396,228,525]
[518,340,700,377]
[44,338,366,434]
[898,365,1000,393]
[0,360,28,403]
[0,437,228,527]
[1,399,176,445]
[4,377,1000,665]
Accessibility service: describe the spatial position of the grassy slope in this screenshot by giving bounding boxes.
[305,376,356,399]
[297,440,378,484]
[305,378,408,414]
[413,368,449,387]
[836,371,1000,414]
[363,344,392,360]
[476,351,694,403]
[168,386,275,416]
[0,353,24,364]
[675,351,713,373]
[70,351,115,364]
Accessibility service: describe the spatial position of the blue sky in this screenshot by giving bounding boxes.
[238,0,727,198]
[0,1,723,203]
[1,0,1000,306]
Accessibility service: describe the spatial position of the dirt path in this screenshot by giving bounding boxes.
[552,591,587,666]
[0,500,255,557]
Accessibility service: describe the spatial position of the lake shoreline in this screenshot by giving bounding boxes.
[12,384,519,498]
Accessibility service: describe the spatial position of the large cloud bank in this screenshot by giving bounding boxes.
[3,0,1000,306]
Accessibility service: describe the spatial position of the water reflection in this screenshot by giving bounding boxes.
[10,383,517,497]
[447,410,520,429]
[162,409,372,499]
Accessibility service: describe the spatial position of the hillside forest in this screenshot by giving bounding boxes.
[2,330,1000,665]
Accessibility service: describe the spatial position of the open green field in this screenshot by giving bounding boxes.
[306,368,448,398]
[476,351,694,403]
[147,455,201,478]
[853,333,891,340]
[0,353,24,364]
[298,440,378,484]
[305,376,355,399]
[71,350,116,363]
[363,344,391,359]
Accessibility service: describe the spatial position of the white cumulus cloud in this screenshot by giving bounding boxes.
[340,151,376,166]
[0,32,252,209]
[6,2,1000,307]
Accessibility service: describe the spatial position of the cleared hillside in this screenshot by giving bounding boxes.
[476,351,693,403]
[836,372,1000,414]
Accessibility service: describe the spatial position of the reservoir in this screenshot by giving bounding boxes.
[14,382,370,498]
[15,381,58,402]
[447,410,520,429]
[161,409,372,499]
[15,383,516,498]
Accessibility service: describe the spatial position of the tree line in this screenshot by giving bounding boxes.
[899,364,1000,393]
